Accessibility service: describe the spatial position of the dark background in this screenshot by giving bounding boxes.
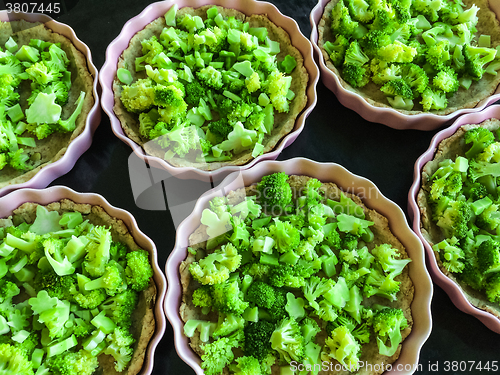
[2,0,500,374]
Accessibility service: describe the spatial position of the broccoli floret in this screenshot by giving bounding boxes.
[331,0,359,38]
[49,349,99,375]
[420,87,448,111]
[32,271,75,301]
[0,343,34,375]
[192,285,213,310]
[84,226,112,278]
[372,243,412,276]
[468,160,500,191]
[135,35,164,70]
[429,168,463,201]
[322,325,361,371]
[100,289,139,328]
[184,79,205,106]
[425,40,451,70]
[257,172,293,213]
[211,280,248,315]
[344,41,370,67]
[460,256,484,291]
[263,70,291,113]
[200,26,228,53]
[484,272,500,303]
[476,203,500,232]
[432,238,465,273]
[268,263,316,289]
[477,239,500,275]
[302,276,335,311]
[189,243,241,285]
[268,219,301,253]
[231,356,263,375]
[125,249,153,291]
[103,327,135,372]
[348,0,374,22]
[372,307,408,356]
[154,84,187,125]
[246,281,276,310]
[196,66,223,90]
[83,261,125,296]
[463,45,497,81]
[464,127,495,160]
[411,0,443,22]
[244,320,275,360]
[270,317,305,363]
[71,274,108,310]
[435,200,471,239]
[342,63,370,88]
[363,266,400,301]
[208,117,233,142]
[43,81,69,105]
[371,62,401,85]
[324,34,351,67]
[200,330,243,375]
[380,78,414,99]
[361,30,392,59]
[378,41,417,63]
[433,66,459,93]
[120,78,155,113]
[25,61,62,85]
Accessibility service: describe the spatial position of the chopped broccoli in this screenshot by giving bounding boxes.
[270,317,305,363]
[125,249,153,291]
[244,320,275,360]
[372,307,408,356]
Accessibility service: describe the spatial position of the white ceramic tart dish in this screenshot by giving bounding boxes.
[166,158,432,375]
[0,12,100,196]
[310,0,500,130]
[100,0,319,181]
[409,104,500,333]
[0,186,167,375]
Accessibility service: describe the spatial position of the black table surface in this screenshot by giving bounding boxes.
[2,0,500,374]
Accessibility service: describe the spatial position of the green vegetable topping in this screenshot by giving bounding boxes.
[119,4,300,163]
[184,173,412,374]
[0,205,155,373]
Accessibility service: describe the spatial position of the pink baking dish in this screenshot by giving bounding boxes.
[0,11,101,196]
[166,157,433,375]
[0,186,167,374]
[309,0,500,130]
[409,104,500,333]
[100,0,319,181]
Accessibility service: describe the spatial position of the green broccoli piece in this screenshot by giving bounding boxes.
[463,45,497,81]
[270,317,305,363]
[208,117,233,142]
[83,261,125,296]
[433,66,459,93]
[103,327,135,372]
[192,285,213,310]
[184,79,206,106]
[342,63,370,88]
[231,356,263,375]
[363,266,400,301]
[257,172,293,213]
[371,243,411,276]
[211,279,249,315]
[378,41,417,63]
[420,87,448,111]
[331,0,359,38]
[322,325,361,371]
[361,30,392,59]
[434,200,471,239]
[244,320,275,360]
[268,218,301,253]
[0,343,34,375]
[477,239,500,275]
[25,61,62,85]
[120,78,155,113]
[432,238,465,273]
[246,281,276,310]
[372,307,408,356]
[71,274,108,310]
[200,330,243,375]
[268,263,316,289]
[154,84,187,126]
[135,35,164,70]
[125,249,153,291]
[100,289,139,328]
[484,272,500,303]
[344,41,370,67]
[347,0,374,23]
[380,78,414,99]
[324,34,351,67]
[84,225,112,277]
[464,127,496,160]
[189,243,242,285]
[49,349,99,375]
[196,66,223,90]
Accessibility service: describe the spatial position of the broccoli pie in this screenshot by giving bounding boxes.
[317,0,500,114]
[113,5,308,171]
[180,173,414,375]
[0,20,94,189]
